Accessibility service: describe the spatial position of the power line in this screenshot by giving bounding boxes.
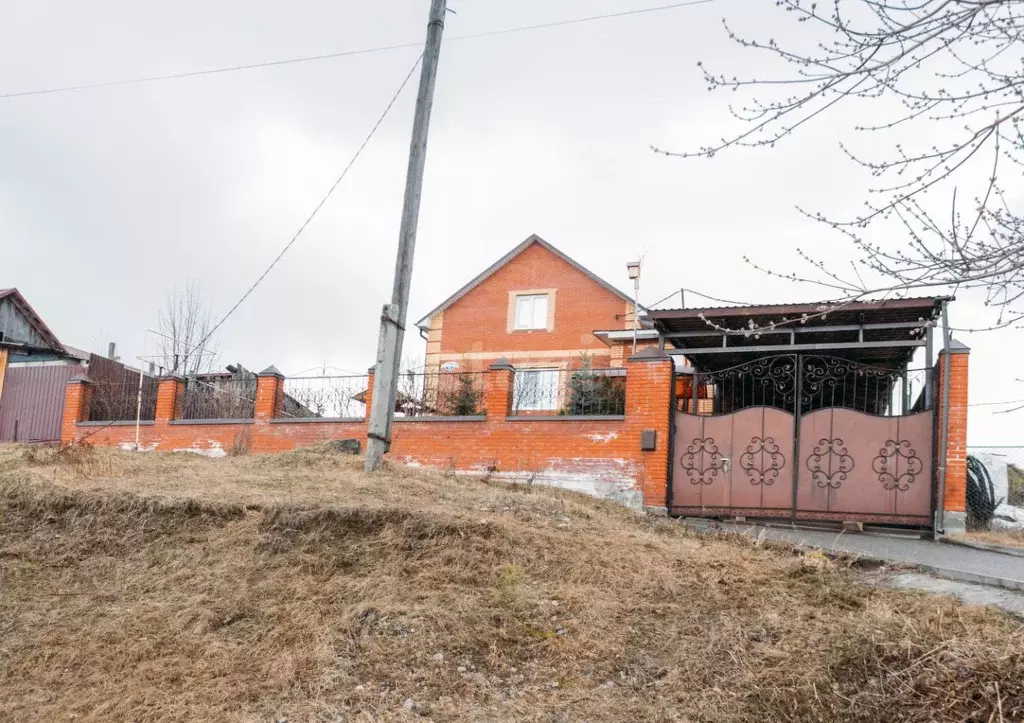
[970,399,1024,408]
[681,287,758,307]
[1,0,715,100]
[190,55,423,357]
[641,286,757,311]
[645,288,685,310]
[455,0,715,40]
[289,365,362,377]
[0,42,423,100]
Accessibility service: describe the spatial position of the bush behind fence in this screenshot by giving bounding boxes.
[180,377,257,420]
[512,367,625,416]
[397,371,488,417]
[89,379,159,422]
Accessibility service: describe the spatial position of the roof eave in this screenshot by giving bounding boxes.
[647,295,952,320]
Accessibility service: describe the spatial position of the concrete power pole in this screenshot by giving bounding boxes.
[365,0,448,471]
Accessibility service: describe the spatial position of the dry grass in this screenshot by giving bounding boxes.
[1007,464,1024,508]
[1,444,1023,722]
[964,529,1024,549]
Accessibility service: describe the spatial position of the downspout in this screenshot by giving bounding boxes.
[935,301,952,534]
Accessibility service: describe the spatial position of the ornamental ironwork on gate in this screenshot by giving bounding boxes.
[672,354,935,526]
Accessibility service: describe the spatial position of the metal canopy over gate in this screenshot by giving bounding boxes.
[652,298,948,528]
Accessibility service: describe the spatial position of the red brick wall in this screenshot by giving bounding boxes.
[61,379,91,431]
[936,350,969,514]
[385,356,673,507]
[434,242,631,370]
[61,355,676,509]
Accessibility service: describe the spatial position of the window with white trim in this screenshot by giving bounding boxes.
[514,293,549,330]
[513,368,560,411]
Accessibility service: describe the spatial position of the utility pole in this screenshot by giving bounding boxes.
[365,0,448,471]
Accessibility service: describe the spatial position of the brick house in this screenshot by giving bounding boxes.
[415,235,656,411]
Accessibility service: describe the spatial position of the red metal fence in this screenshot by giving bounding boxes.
[0,364,81,442]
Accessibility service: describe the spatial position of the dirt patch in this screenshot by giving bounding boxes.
[1,443,1022,721]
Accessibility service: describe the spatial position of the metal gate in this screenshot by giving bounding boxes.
[0,364,80,443]
[671,354,934,526]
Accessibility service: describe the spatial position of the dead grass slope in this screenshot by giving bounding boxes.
[0,444,1022,722]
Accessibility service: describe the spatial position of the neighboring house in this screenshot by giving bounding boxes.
[415,235,659,413]
[0,288,147,442]
[0,288,88,442]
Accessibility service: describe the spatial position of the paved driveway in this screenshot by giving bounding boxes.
[682,520,1024,591]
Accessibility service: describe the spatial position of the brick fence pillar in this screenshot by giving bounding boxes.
[155,376,185,423]
[626,349,675,512]
[60,376,94,445]
[936,340,970,534]
[486,359,514,420]
[255,366,284,420]
[364,367,375,421]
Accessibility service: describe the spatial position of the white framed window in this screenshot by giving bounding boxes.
[514,293,549,330]
[513,368,560,411]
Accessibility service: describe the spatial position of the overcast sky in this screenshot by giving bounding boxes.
[2,0,1019,445]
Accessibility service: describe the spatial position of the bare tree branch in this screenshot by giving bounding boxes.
[156,280,218,376]
[657,0,1024,329]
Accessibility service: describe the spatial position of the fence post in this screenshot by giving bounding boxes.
[486,359,514,420]
[255,366,284,421]
[0,346,9,407]
[155,376,185,423]
[626,349,674,513]
[936,341,970,535]
[60,376,94,445]
[364,367,375,421]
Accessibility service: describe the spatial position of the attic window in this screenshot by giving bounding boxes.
[514,294,549,330]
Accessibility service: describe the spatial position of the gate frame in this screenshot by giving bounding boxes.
[650,297,960,529]
[671,352,936,526]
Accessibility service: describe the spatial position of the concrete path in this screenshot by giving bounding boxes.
[682,519,1024,591]
[884,573,1024,618]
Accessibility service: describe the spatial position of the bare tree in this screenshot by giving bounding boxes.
[657,1,1024,329]
[156,280,218,375]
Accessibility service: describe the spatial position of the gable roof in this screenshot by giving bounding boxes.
[0,288,66,353]
[415,234,636,330]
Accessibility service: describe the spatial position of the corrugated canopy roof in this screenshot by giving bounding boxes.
[648,297,949,370]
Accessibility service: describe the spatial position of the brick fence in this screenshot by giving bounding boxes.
[61,351,675,510]
[59,347,970,521]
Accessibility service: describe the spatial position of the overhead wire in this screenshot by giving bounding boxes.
[186,54,423,359]
[8,0,718,361]
[289,365,363,377]
[0,0,716,100]
[631,286,757,315]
